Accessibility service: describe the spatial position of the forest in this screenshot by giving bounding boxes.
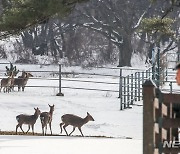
[0,0,179,67]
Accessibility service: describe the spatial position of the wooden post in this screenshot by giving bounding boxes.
[56,64,64,96]
[143,80,156,154]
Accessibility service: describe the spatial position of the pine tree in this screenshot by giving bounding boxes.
[5,63,19,76]
[0,0,88,38]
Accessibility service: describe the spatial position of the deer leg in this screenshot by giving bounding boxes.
[78,127,84,137]
[31,125,34,135]
[11,86,14,91]
[22,86,25,92]
[16,124,20,134]
[5,87,7,93]
[49,122,52,135]
[41,119,45,135]
[20,125,25,134]
[45,125,47,135]
[42,125,45,136]
[60,122,64,133]
[18,86,20,91]
[26,125,30,133]
[63,124,69,136]
[7,87,10,93]
[69,127,76,136]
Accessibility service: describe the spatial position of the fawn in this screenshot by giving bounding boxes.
[0,73,14,93]
[14,71,33,91]
[60,112,94,137]
[40,104,55,136]
[16,107,41,135]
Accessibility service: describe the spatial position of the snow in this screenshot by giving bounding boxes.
[0,77,143,139]
[0,60,143,154]
[0,136,142,154]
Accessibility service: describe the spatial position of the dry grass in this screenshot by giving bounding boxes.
[0,130,116,138]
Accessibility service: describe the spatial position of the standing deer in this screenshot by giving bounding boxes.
[16,107,41,135]
[0,73,14,93]
[14,71,33,91]
[60,112,94,137]
[40,104,55,136]
[11,71,26,91]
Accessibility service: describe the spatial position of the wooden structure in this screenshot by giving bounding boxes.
[143,80,180,154]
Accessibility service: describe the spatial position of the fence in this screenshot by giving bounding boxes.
[143,80,180,154]
[0,63,120,97]
[119,67,152,110]
[0,56,171,111]
[119,50,171,110]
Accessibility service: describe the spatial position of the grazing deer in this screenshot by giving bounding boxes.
[16,107,41,135]
[40,104,55,136]
[14,71,33,91]
[0,73,14,93]
[60,112,94,137]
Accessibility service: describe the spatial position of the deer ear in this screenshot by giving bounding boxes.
[34,108,36,110]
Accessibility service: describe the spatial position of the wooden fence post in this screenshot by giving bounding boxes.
[56,64,64,96]
[143,80,156,154]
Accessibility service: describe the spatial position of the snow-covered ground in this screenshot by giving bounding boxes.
[0,60,144,154]
[0,135,142,154]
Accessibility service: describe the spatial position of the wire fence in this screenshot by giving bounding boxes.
[0,63,120,94]
[1,56,177,111]
[0,62,150,110]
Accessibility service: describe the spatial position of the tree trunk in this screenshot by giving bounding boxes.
[118,35,133,67]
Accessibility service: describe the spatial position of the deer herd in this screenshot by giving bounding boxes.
[1,70,95,137]
[0,71,33,93]
[16,104,95,137]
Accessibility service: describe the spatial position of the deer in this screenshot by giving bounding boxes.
[14,71,33,91]
[60,112,95,137]
[0,73,14,93]
[10,71,26,91]
[40,104,55,136]
[16,107,41,135]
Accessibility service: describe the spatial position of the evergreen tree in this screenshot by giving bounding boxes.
[0,0,88,38]
[5,62,19,76]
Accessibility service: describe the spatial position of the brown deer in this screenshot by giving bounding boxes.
[0,73,14,93]
[10,71,26,91]
[60,112,94,137]
[14,71,33,91]
[40,104,55,136]
[16,107,41,135]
